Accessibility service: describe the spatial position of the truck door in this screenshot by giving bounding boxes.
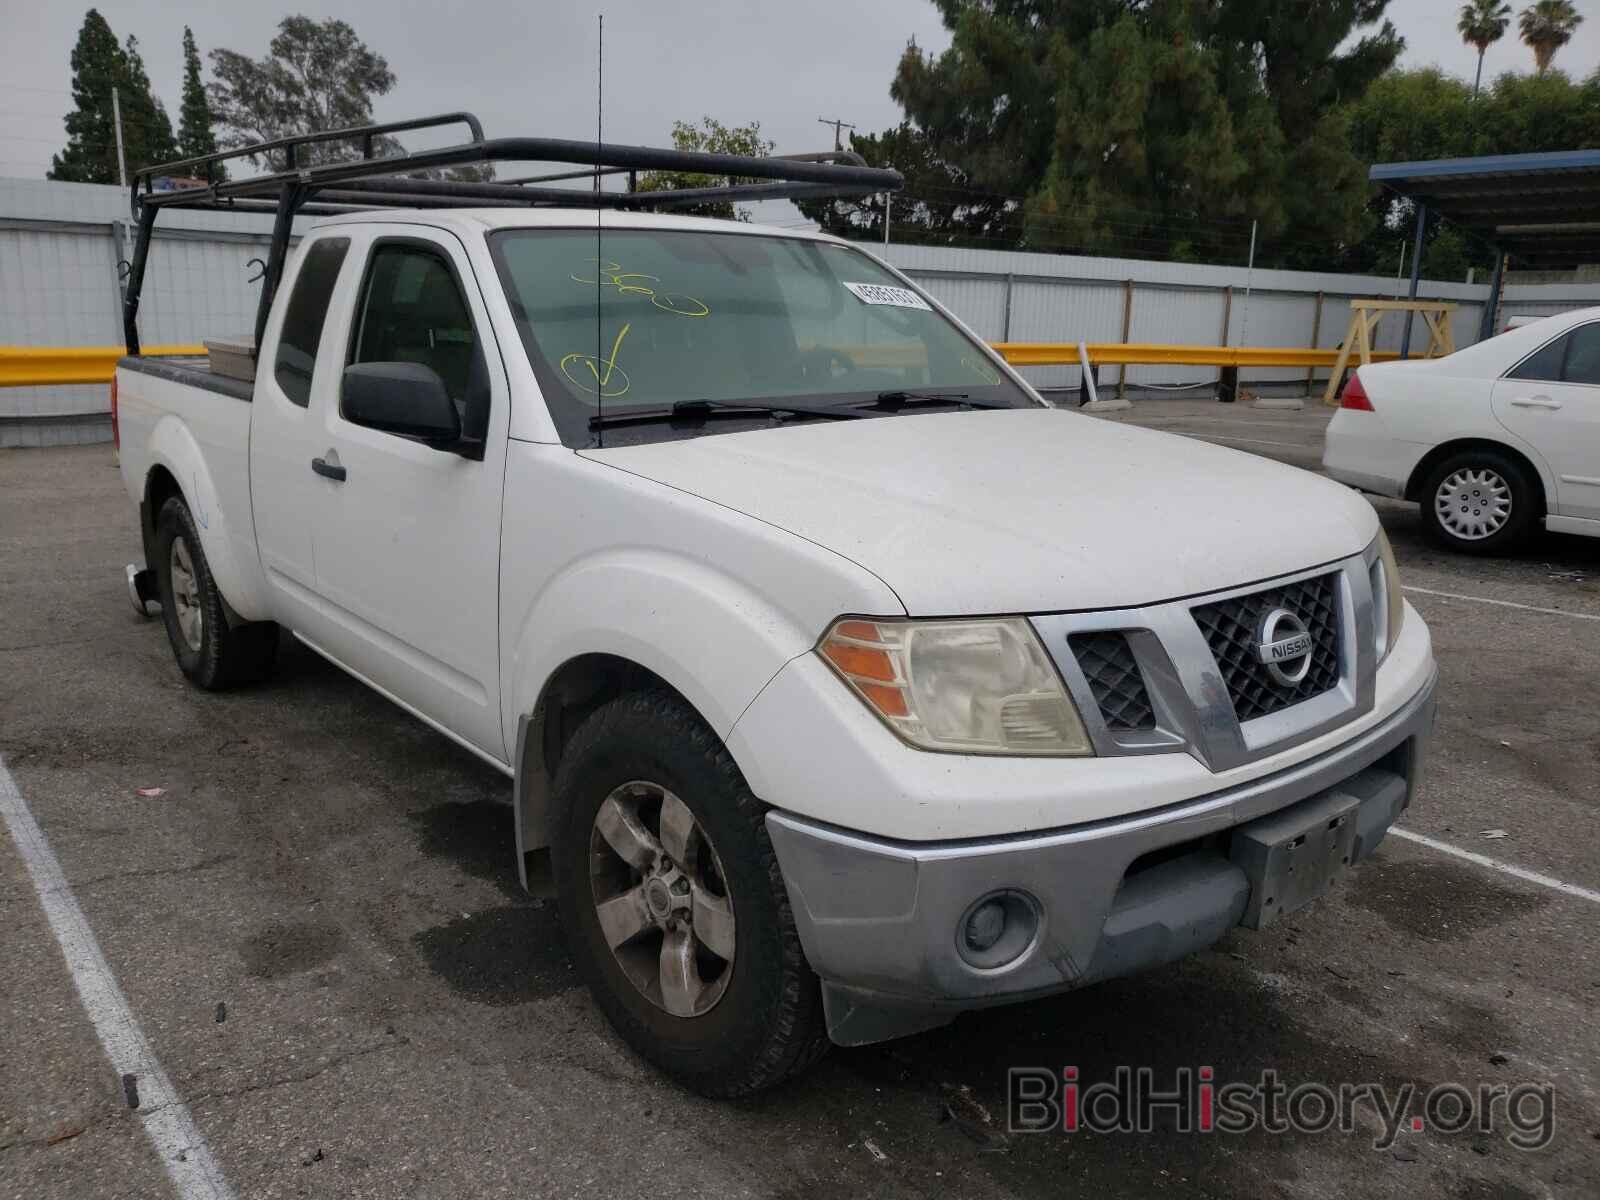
[298,226,510,761]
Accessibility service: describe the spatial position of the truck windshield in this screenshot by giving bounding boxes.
[487,227,1036,445]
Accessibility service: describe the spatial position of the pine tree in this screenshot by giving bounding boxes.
[176,26,221,173]
[49,10,125,182]
[887,1,1403,268]
[49,11,178,182]
[119,35,178,169]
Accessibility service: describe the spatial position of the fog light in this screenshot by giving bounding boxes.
[964,900,1007,953]
[955,890,1040,970]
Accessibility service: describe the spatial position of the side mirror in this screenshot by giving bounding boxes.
[341,362,461,447]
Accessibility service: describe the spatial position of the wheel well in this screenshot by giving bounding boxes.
[141,464,182,562]
[538,654,675,779]
[515,653,688,861]
[1403,439,1546,511]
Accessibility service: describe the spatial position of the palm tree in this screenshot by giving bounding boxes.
[1459,0,1513,95]
[1518,0,1584,73]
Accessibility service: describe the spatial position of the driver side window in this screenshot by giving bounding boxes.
[348,242,490,438]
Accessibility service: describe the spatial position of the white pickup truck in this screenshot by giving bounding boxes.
[113,121,1437,1097]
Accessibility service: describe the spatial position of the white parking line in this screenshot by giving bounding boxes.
[1403,584,1600,622]
[1191,433,1312,450]
[1139,418,1327,432]
[0,755,236,1200]
[1390,827,1600,905]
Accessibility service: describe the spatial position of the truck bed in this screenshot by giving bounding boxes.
[115,350,268,620]
[118,355,254,403]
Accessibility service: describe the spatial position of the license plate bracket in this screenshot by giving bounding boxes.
[1230,789,1361,929]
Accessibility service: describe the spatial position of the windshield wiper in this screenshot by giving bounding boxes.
[870,390,1006,410]
[588,398,867,430]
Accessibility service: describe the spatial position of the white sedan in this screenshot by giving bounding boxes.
[1323,307,1600,553]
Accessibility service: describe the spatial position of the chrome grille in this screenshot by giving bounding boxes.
[1069,632,1156,732]
[1191,574,1341,722]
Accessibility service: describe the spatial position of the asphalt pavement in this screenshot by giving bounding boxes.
[2,400,1597,1199]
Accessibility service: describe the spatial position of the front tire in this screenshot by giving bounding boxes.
[1418,450,1540,555]
[153,496,278,689]
[552,688,829,1097]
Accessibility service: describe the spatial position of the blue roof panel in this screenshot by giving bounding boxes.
[1370,149,1600,183]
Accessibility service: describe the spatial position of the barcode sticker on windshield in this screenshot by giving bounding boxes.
[843,282,931,311]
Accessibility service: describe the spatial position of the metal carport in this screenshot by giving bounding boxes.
[1369,149,1600,351]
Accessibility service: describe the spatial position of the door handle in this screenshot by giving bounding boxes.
[311,456,347,482]
[1510,396,1563,410]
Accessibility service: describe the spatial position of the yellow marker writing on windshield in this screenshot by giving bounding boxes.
[571,259,710,317]
[560,322,633,397]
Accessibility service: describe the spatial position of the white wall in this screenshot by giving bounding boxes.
[881,242,1504,393]
[0,178,309,447]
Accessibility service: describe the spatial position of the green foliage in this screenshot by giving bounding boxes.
[1477,68,1600,151]
[1459,1,1513,94]
[50,9,178,182]
[1460,1,1514,53]
[795,123,1019,245]
[177,27,221,174]
[634,118,775,221]
[1342,66,1600,275]
[884,0,1402,266]
[207,16,397,168]
[1519,0,1584,74]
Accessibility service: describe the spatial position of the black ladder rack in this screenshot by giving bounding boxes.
[121,110,903,355]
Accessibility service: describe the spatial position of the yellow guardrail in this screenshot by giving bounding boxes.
[1,340,1398,390]
[991,343,1402,369]
[0,345,207,388]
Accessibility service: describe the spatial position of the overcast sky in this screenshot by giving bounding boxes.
[1,0,1595,190]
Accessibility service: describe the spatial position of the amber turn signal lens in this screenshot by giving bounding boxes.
[819,621,909,722]
[820,639,896,682]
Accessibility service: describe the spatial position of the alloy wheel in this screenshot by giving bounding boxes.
[588,780,736,1018]
[169,536,204,651]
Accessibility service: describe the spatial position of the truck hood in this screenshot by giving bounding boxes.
[584,408,1378,616]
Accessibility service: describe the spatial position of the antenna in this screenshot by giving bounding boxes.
[594,13,604,447]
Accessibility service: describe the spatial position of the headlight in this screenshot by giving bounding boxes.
[1370,529,1406,663]
[817,617,1092,755]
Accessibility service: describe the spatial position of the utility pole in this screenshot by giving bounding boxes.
[817,116,855,152]
[1238,219,1258,347]
[111,86,128,188]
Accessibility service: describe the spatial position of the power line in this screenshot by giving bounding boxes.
[870,179,1263,232]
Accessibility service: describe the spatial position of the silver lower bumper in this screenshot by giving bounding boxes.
[766,670,1437,1046]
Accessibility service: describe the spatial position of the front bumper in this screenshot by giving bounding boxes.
[766,668,1437,1046]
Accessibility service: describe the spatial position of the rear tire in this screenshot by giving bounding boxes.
[153,496,278,689]
[1418,449,1540,555]
[551,688,829,1097]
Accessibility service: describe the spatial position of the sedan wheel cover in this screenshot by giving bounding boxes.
[1435,468,1512,541]
[588,781,736,1018]
[169,536,204,652]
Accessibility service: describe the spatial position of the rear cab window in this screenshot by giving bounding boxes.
[273,237,350,406]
